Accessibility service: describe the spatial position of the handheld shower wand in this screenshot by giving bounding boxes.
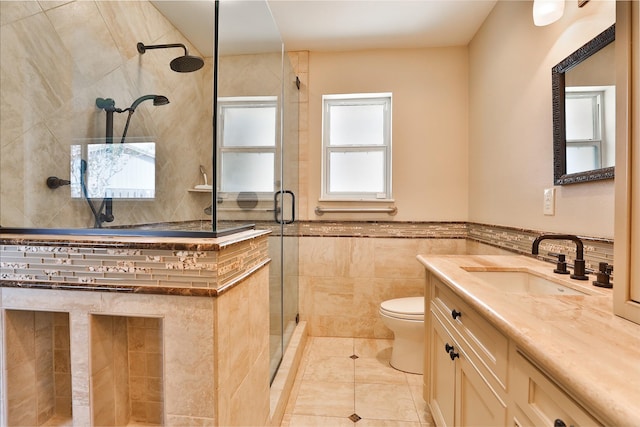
[118,95,169,143]
[90,94,169,228]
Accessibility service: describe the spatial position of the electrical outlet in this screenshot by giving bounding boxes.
[543,188,555,215]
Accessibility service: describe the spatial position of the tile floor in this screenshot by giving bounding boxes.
[281,337,435,426]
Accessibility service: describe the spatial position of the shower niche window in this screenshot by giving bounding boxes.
[70,141,156,200]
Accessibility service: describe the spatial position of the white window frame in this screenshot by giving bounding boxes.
[321,93,392,201]
[217,96,279,196]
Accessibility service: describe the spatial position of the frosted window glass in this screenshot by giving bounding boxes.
[221,152,274,192]
[329,151,384,193]
[566,97,596,140]
[566,146,599,174]
[329,104,384,146]
[223,106,276,147]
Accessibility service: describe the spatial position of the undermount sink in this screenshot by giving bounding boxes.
[464,270,589,295]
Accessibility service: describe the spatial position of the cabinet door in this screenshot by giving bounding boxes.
[429,313,456,427]
[457,354,507,427]
[511,350,601,427]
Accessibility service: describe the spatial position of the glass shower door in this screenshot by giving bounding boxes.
[215,0,298,384]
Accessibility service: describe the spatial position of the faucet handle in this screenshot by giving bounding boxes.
[593,262,613,288]
[549,252,570,275]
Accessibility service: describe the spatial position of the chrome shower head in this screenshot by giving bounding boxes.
[137,42,204,73]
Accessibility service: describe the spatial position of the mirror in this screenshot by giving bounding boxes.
[553,24,615,185]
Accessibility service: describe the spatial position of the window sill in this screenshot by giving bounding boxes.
[318,198,395,203]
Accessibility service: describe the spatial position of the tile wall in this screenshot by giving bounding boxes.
[0,1,213,229]
[0,231,270,293]
[295,221,614,339]
[4,310,71,426]
[89,315,163,426]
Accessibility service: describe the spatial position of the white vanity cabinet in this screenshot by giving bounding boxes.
[508,349,602,427]
[425,271,605,427]
[427,275,508,427]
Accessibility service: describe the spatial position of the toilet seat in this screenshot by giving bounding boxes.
[379,297,424,321]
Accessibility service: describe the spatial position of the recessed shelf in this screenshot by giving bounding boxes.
[187,188,213,193]
[90,315,164,426]
[5,310,72,426]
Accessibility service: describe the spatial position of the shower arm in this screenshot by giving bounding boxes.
[137,43,188,56]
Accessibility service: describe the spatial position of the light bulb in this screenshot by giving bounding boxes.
[533,0,565,26]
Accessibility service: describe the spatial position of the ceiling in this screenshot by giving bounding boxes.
[151,0,498,57]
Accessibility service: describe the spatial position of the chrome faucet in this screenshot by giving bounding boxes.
[532,234,588,280]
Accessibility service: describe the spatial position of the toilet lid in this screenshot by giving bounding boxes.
[380,297,424,320]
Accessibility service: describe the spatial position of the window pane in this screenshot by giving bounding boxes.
[329,104,385,146]
[566,96,596,140]
[222,106,276,147]
[566,145,599,174]
[221,152,274,192]
[329,151,384,193]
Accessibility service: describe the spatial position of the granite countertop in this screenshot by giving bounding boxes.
[417,254,640,427]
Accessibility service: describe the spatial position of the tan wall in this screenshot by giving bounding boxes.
[0,1,213,228]
[303,48,469,222]
[468,0,616,238]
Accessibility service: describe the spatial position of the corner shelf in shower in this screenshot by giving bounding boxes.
[188,188,213,193]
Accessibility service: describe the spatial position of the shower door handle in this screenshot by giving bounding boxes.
[273,190,295,224]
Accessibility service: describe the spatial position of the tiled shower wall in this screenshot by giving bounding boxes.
[0,1,213,228]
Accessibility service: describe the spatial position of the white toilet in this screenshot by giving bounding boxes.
[379,296,425,374]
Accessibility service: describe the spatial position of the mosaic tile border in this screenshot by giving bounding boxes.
[0,232,270,296]
[0,221,615,294]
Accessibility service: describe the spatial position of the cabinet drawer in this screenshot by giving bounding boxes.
[431,275,509,390]
[511,349,601,427]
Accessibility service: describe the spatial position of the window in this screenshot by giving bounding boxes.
[565,88,613,174]
[217,97,278,193]
[322,93,392,200]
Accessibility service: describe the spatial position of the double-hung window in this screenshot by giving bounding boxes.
[565,89,609,174]
[217,96,278,194]
[322,93,392,200]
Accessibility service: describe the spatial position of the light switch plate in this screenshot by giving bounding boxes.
[543,188,555,215]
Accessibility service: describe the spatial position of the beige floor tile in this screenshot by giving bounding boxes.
[355,357,407,385]
[308,337,355,359]
[357,419,421,427]
[405,372,423,386]
[354,338,393,359]
[355,383,419,422]
[409,384,433,425]
[288,414,355,426]
[303,356,355,383]
[293,380,354,417]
